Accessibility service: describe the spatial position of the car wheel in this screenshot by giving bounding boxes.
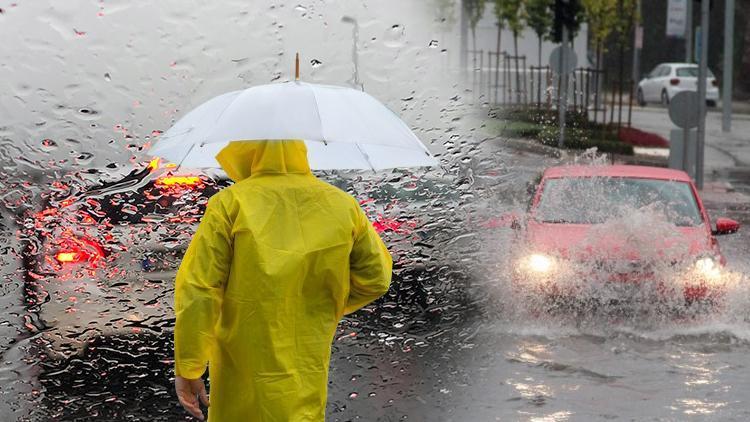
[661,90,670,106]
[636,88,646,106]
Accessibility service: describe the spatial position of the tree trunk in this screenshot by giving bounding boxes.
[471,26,477,94]
[472,27,477,62]
[495,24,502,104]
[460,0,468,80]
[538,35,542,67]
[514,33,520,104]
[618,40,625,128]
[617,0,625,128]
[594,42,603,123]
[740,2,750,95]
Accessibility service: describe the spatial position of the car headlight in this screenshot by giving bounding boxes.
[521,253,556,274]
[694,256,721,280]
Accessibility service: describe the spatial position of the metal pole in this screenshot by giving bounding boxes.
[627,80,634,127]
[342,16,361,90]
[631,0,642,87]
[696,0,710,189]
[722,0,735,132]
[460,2,468,79]
[682,128,691,174]
[558,27,568,148]
[685,0,693,63]
[495,25,501,104]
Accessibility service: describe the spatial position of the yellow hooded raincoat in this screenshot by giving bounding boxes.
[174,140,393,421]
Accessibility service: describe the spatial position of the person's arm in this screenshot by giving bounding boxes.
[174,194,233,379]
[344,207,393,315]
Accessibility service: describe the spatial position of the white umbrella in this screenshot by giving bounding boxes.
[148,81,437,171]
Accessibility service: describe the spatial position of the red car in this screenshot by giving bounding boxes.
[507,165,740,307]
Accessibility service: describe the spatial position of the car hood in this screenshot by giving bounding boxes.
[525,220,713,262]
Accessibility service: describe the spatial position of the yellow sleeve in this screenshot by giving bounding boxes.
[174,194,233,379]
[344,207,393,315]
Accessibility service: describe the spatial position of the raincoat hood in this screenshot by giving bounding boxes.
[215,140,311,182]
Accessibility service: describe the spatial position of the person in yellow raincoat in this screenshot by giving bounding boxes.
[173,140,392,421]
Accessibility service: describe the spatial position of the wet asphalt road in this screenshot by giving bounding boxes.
[2,134,750,421]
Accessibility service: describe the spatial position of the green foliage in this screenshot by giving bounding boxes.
[491,0,504,29]
[525,0,553,40]
[614,0,639,45]
[581,0,640,48]
[495,120,544,138]
[581,0,618,47]
[495,0,526,36]
[488,106,634,155]
[464,0,487,33]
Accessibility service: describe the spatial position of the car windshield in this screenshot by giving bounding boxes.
[676,67,715,77]
[534,177,703,226]
[79,176,229,225]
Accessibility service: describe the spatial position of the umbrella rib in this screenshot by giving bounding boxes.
[354,143,377,172]
[204,91,246,144]
[305,83,327,144]
[175,142,198,172]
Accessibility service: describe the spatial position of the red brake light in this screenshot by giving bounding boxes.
[155,176,202,187]
[55,251,82,263]
[670,78,680,86]
[54,237,105,265]
[372,215,405,233]
[148,158,160,172]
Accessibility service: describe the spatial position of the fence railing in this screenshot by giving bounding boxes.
[468,49,635,127]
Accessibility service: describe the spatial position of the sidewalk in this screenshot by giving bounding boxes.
[628,108,750,191]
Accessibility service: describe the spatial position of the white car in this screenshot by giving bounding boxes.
[636,63,719,107]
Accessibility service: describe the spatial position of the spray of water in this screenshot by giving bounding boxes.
[473,159,750,343]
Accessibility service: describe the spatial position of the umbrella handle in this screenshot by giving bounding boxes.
[295,52,300,81]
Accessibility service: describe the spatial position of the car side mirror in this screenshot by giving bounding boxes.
[713,217,740,236]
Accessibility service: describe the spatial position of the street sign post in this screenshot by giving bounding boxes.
[556,28,570,148]
[549,45,577,75]
[696,0,710,189]
[694,27,701,64]
[632,0,643,86]
[668,91,704,176]
[685,0,693,61]
[550,38,578,148]
[722,0,735,132]
[551,0,580,148]
[668,91,703,130]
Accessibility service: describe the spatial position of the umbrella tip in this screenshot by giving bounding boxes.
[295,52,300,81]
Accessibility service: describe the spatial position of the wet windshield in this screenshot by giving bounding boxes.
[535,177,703,226]
[82,176,228,225]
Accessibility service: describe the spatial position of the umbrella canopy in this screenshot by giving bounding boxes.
[148,81,438,171]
